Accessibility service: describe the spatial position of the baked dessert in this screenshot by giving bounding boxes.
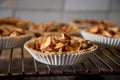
[30,22,80,37]
[70,19,115,29]
[87,24,120,38]
[0,17,36,30]
[81,24,120,48]
[24,33,97,65]
[0,24,27,37]
[0,24,33,50]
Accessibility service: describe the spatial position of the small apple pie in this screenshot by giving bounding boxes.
[30,22,80,37]
[0,24,33,50]
[81,24,120,48]
[70,19,115,30]
[24,33,97,65]
[0,17,35,30]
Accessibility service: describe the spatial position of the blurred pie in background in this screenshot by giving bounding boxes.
[70,19,115,30]
[30,22,80,37]
[0,17,36,30]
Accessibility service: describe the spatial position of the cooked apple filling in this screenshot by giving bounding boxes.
[28,34,97,53]
[0,24,27,37]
